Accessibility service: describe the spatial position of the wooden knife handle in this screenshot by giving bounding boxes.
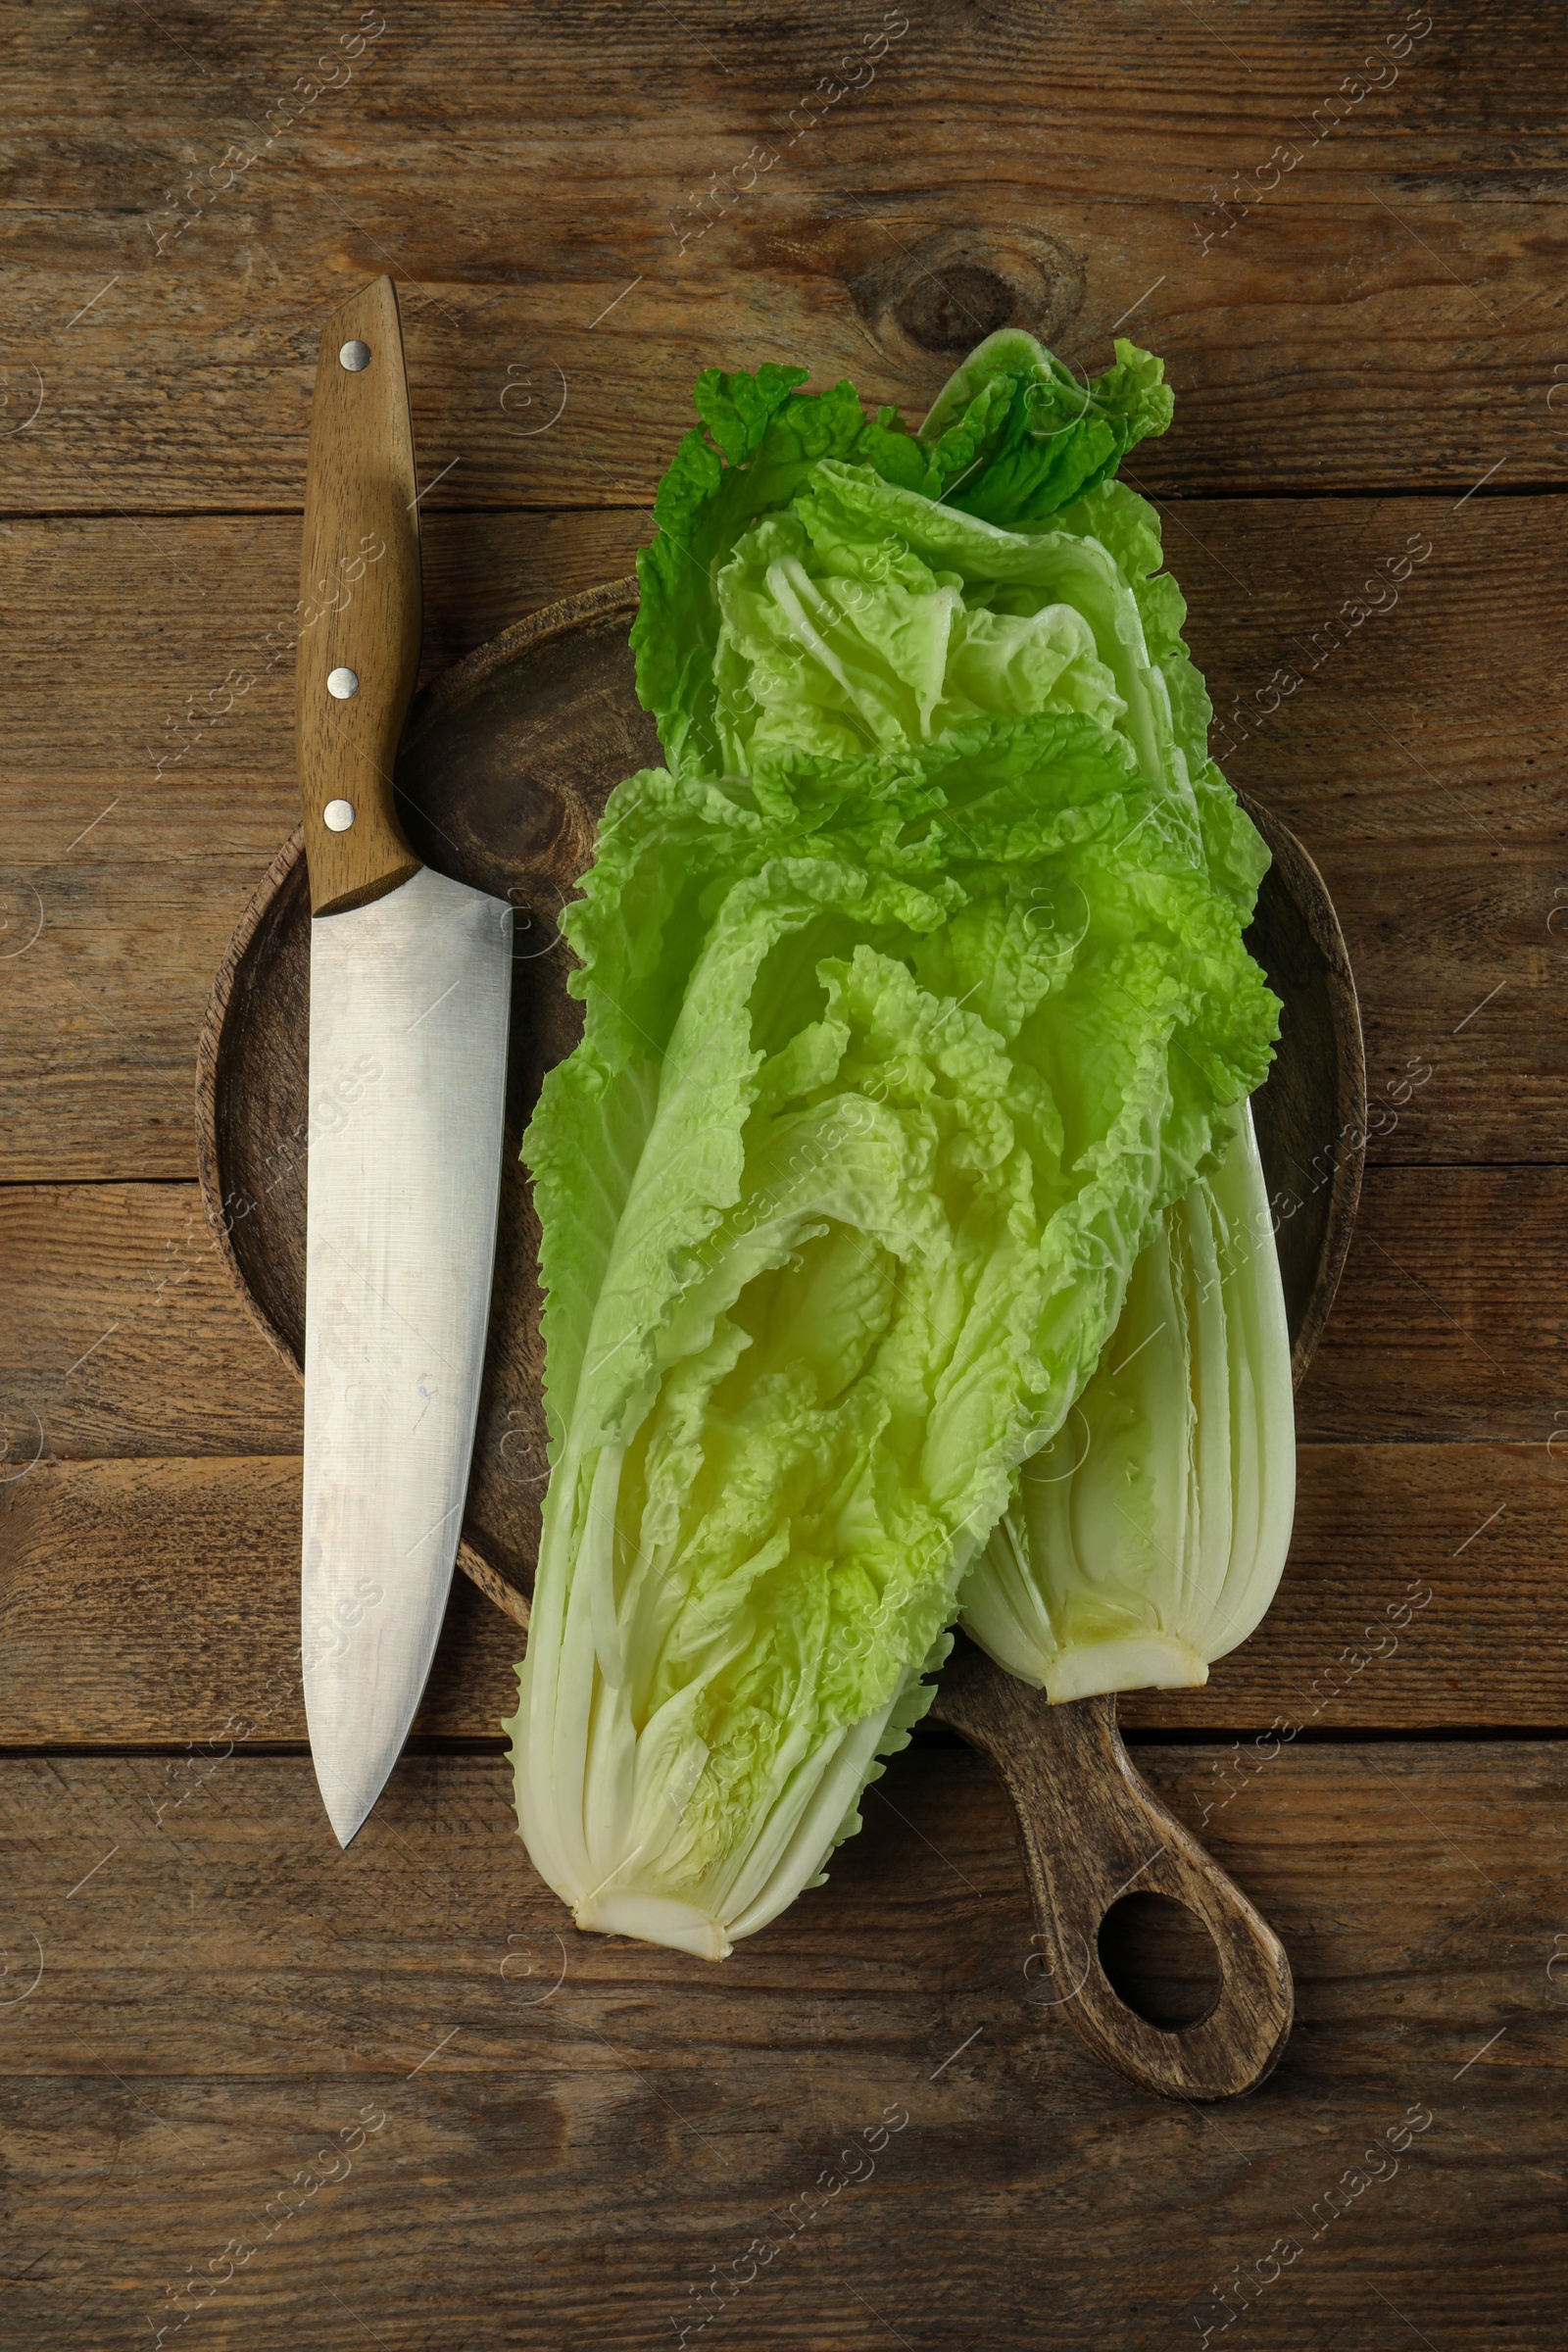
[931,1640,1294,2101]
[297,276,422,917]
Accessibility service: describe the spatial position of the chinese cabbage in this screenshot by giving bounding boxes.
[508,333,1289,1955]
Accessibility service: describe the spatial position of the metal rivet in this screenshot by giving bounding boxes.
[327,666,359,700]
[339,339,371,371]
[323,800,356,832]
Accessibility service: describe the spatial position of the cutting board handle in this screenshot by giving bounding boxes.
[297,275,423,917]
[932,1642,1293,2101]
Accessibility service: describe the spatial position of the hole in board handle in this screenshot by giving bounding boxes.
[1098,1892,1223,2032]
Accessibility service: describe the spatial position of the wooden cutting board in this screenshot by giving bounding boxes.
[196,574,1364,2102]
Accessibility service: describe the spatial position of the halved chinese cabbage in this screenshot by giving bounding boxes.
[962,1100,1295,1700]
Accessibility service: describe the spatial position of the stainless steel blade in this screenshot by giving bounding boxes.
[302,864,512,1845]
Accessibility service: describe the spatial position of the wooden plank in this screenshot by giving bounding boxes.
[2,9,1566,506]
[0,1184,302,1462]
[0,1445,1557,1744]
[8,501,1563,825]
[0,775,288,1184]
[1299,1166,1566,1444]
[2,500,1562,1179]
[0,1740,1562,2348]
[1,514,644,768]
[4,1166,1560,1466]
[1309,838,1565,1170]
[0,1455,520,1747]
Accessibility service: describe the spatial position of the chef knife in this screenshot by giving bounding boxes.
[297,276,512,1844]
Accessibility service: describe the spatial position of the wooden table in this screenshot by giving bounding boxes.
[3,5,1564,2344]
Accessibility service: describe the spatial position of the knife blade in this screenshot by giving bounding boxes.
[297,276,512,1846]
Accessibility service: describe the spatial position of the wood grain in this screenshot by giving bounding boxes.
[1,1444,1558,1746]
[0,1740,1561,2350]
[2,497,1558,1179]
[0,1181,303,1460]
[2,6,1567,509]
[1299,1166,1566,1443]
[294,276,423,915]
